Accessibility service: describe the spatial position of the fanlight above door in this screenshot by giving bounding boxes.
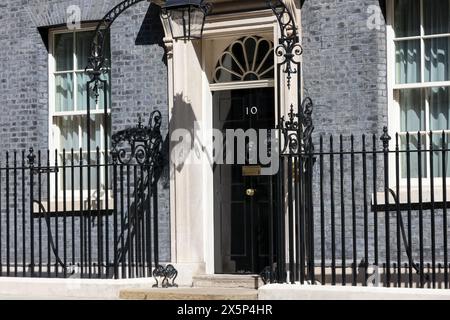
[214,36,274,83]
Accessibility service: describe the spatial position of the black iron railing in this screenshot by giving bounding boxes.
[0,114,176,284]
[273,124,450,289]
[2,117,450,290]
[0,152,160,279]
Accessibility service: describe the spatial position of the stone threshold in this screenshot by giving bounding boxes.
[119,287,258,300]
[192,274,264,289]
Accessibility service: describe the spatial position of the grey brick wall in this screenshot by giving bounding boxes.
[0,0,171,270]
[301,0,445,273]
[300,0,382,268]
[302,0,387,137]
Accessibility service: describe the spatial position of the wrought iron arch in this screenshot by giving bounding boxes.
[86,0,146,81]
[83,0,173,283]
[84,0,150,180]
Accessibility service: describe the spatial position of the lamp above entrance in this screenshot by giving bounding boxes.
[162,0,211,41]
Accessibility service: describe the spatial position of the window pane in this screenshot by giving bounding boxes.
[55,33,74,71]
[59,152,80,190]
[399,89,425,132]
[256,40,274,80]
[244,37,257,70]
[425,37,450,82]
[431,132,450,177]
[80,153,99,191]
[424,0,450,35]
[77,30,111,70]
[97,72,111,110]
[55,114,105,151]
[55,73,74,112]
[77,72,110,111]
[55,115,80,150]
[400,133,428,178]
[76,72,96,111]
[76,31,94,70]
[103,114,112,151]
[60,151,99,191]
[429,87,450,131]
[394,0,420,37]
[395,40,421,84]
[81,114,104,150]
[56,114,111,191]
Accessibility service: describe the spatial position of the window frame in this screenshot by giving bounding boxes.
[48,25,112,197]
[387,0,450,187]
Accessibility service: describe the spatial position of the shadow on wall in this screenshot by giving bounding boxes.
[160,93,218,181]
[114,93,199,202]
[162,94,198,176]
[135,3,167,66]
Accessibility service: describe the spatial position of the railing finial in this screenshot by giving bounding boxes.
[380,126,391,151]
[27,148,36,167]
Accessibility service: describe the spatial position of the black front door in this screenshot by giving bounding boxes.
[213,88,276,274]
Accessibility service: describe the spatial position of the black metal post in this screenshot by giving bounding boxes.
[362,135,369,285]
[339,135,346,285]
[442,131,448,289]
[381,127,391,287]
[27,149,36,277]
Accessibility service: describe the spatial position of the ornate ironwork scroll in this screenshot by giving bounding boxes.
[279,97,314,154]
[86,0,146,83]
[267,0,303,89]
[111,111,163,169]
[112,112,168,283]
[153,264,179,288]
[85,0,148,114]
[260,266,273,284]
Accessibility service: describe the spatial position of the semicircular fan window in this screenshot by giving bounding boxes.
[214,36,274,83]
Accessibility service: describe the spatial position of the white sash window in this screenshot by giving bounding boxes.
[49,28,111,191]
[388,0,450,179]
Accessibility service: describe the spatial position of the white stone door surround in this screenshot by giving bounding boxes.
[160,0,302,285]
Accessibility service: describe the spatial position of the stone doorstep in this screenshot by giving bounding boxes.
[192,274,264,290]
[120,274,262,300]
[119,287,258,300]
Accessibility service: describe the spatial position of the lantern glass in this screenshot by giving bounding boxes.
[163,1,208,41]
[188,6,206,39]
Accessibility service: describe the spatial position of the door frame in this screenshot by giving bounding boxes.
[203,31,279,275]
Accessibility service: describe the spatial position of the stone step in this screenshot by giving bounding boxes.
[120,287,258,300]
[192,274,264,290]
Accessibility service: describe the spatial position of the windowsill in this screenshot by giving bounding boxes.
[372,186,450,211]
[33,197,114,215]
[52,109,111,116]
